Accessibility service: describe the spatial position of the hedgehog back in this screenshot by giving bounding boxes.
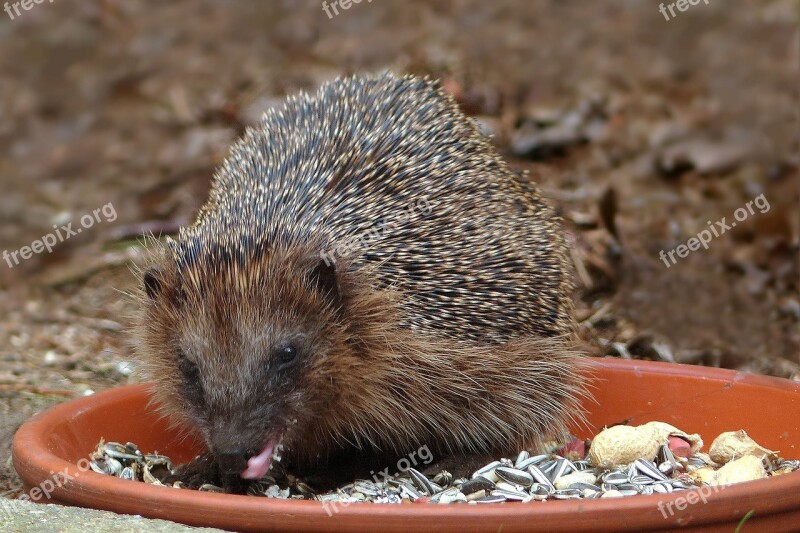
[176,74,572,343]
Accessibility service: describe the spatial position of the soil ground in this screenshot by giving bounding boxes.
[1,0,798,499]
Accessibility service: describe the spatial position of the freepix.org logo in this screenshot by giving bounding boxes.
[658,0,710,22]
[4,0,55,21]
[3,202,117,269]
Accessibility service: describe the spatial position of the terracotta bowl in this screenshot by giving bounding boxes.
[12,358,800,532]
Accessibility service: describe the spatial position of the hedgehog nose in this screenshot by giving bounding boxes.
[216,448,251,475]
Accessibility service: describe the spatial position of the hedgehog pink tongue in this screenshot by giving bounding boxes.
[241,438,279,479]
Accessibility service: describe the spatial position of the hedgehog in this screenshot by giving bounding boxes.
[137,72,588,491]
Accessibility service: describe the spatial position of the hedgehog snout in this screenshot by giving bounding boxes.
[214,448,252,474]
[215,447,255,475]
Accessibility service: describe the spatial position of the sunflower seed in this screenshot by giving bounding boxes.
[658,461,677,475]
[354,480,378,496]
[474,494,507,503]
[247,481,269,496]
[103,443,141,462]
[514,451,530,467]
[450,492,468,503]
[552,488,582,499]
[430,487,464,504]
[398,481,422,501]
[408,468,435,496]
[472,461,501,482]
[460,476,495,495]
[528,465,555,488]
[657,444,678,466]
[491,488,530,502]
[428,490,446,503]
[495,467,533,487]
[652,482,673,494]
[569,482,601,492]
[90,456,123,476]
[143,464,165,486]
[530,482,555,495]
[515,454,548,470]
[466,489,487,501]
[294,482,316,497]
[601,471,628,485]
[124,442,142,455]
[432,470,452,486]
[495,481,522,493]
[547,458,573,482]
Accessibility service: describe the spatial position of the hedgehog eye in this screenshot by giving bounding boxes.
[273,344,299,373]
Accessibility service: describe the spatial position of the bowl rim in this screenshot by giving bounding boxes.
[12,358,800,530]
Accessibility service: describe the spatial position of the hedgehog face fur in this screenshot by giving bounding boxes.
[139,243,357,478]
[137,72,588,485]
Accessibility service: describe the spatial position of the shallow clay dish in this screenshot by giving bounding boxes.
[13,358,800,532]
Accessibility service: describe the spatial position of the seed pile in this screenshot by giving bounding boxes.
[90,426,800,504]
[317,449,721,504]
[89,441,173,485]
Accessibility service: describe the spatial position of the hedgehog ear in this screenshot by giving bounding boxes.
[143,268,163,300]
[309,258,341,309]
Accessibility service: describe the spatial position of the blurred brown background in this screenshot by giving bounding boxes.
[0,0,797,497]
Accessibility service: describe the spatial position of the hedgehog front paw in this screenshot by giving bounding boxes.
[165,452,258,494]
[165,452,223,490]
